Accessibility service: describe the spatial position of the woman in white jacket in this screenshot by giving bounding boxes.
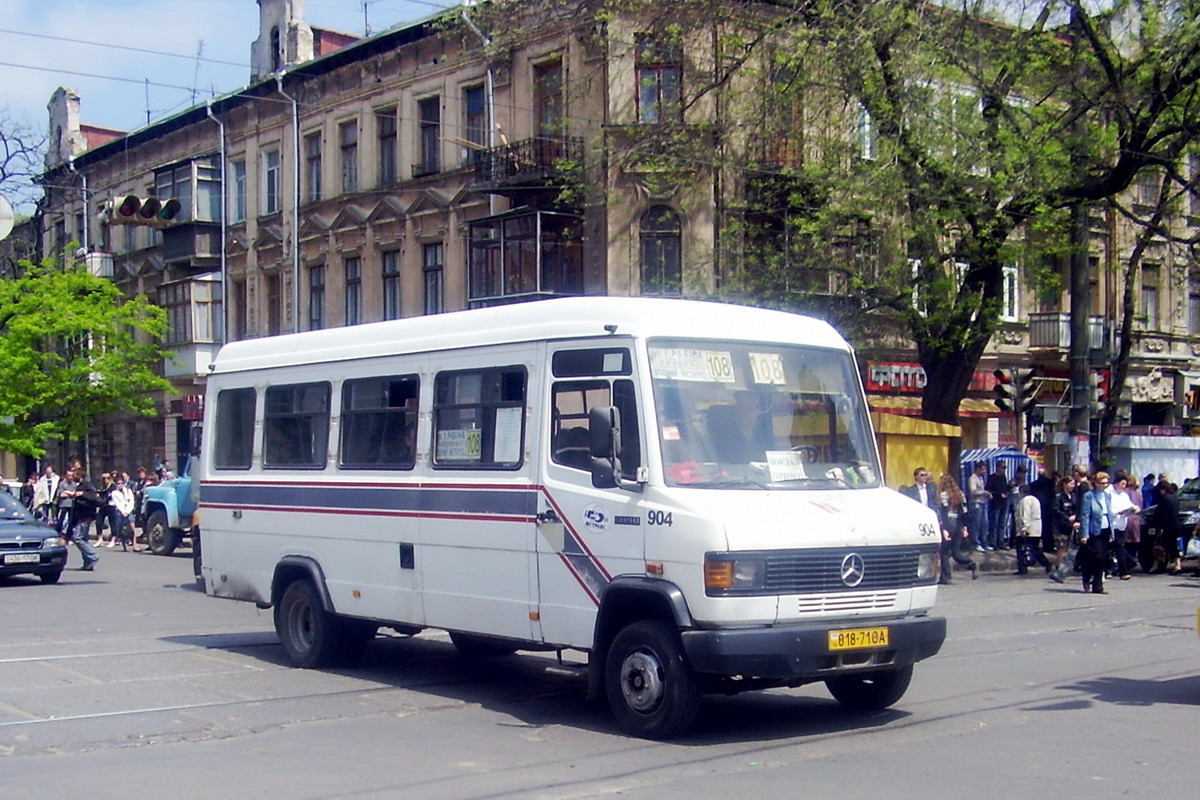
[108,473,137,552]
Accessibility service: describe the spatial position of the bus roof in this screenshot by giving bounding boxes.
[209,296,850,375]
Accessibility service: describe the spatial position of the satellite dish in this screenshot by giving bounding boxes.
[0,195,14,242]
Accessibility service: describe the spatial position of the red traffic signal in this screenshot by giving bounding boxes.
[108,195,183,226]
[992,368,1014,412]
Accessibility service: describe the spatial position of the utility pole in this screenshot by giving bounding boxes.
[1066,5,1092,470]
[1068,202,1092,469]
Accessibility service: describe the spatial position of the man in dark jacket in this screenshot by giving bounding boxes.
[60,467,101,571]
[985,462,1010,549]
[1030,468,1058,554]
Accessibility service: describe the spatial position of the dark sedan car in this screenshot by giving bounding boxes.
[0,491,68,583]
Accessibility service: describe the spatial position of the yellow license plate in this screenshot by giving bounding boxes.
[828,626,890,651]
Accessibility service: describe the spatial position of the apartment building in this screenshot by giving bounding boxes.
[34,0,1200,475]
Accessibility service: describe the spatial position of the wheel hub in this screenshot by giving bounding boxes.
[620,650,665,713]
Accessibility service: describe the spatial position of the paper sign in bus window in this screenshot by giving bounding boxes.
[650,348,736,383]
[437,428,481,461]
[493,407,523,463]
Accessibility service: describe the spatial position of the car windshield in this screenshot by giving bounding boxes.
[1178,478,1200,501]
[649,338,880,489]
[0,492,35,520]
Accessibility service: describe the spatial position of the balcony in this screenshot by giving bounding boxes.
[472,136,584,198]
[161,221,221,268]
[1028,312,1108,353]
[467,208,583,307]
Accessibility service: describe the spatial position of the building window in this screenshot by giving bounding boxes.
[468,210,583,305]
[1190,286,1200,335]
[339,120,358,193]
[345,256,362,326]
[856,104,878,160]
[382,250,401,320]
[1191,154,1200,218]
[640,205,682,295]
[423,242,444,315]
[309,264,325,331]
[1001,264,1019,322]
[636,35,682,124]
[1142,264,1160,329]
[153,157,220,222]
[1135,168,1160,206]
[263,382,331,469]
[463,85,487,164]
[159,277,221,346]
[377,107,397,186]
[304,132,322,204]
[534,60,563,136]
[230,159,247,222]
[263,148,281,215]
[266,273,282,335]
[416,96,440,176]
[154,163,193,223]
[232,280,247,340]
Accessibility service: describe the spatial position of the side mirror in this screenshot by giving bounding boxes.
[589,405,619,489]
[588,405,642,492]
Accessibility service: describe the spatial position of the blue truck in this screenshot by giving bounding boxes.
[141,455,200,559]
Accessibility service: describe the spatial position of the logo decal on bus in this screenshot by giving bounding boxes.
[583,504,610,532]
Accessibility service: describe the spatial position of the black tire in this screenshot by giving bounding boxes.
[191,527,202,578]
[275,580,345,668]
[39,569,63,584]
[604,619,701,739]
[145,510,179,556]
[826,664,914,710]
[449,631,521,657]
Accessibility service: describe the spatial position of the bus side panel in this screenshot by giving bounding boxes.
[415,346,541,642]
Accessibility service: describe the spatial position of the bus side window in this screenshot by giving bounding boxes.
[214,387,256,469]
[263,382,331,468]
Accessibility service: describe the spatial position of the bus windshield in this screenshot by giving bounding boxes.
[648,339,880,489]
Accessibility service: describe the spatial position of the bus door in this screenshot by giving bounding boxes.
[536,344,646,647]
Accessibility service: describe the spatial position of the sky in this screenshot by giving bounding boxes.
[0,0,450,208]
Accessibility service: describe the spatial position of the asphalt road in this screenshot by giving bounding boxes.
[1,548,1197,799]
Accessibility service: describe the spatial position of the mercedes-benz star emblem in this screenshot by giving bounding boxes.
[840,553,865,588]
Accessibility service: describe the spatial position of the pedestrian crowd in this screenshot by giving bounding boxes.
[904,461,1200,593]
[3,460,172,571]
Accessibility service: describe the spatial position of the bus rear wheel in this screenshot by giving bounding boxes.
[605,619,701,740]
[275,580,344,669]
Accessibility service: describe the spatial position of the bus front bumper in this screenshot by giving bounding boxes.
[681,615,946,680]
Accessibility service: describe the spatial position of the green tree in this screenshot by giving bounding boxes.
[0,256,172,456]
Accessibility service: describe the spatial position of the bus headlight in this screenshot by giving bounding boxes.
[917,551,939,581]
[705,556,766,592]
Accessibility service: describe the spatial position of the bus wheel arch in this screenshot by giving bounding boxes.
[588,579,693,702]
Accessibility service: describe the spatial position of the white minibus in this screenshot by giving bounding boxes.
[199,297,945,738]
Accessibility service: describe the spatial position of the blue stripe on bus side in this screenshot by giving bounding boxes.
[201,482,538,517]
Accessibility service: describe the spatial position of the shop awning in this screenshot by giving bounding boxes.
[867,395,999,419]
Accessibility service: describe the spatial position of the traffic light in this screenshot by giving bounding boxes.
[993,368,1014,411]
[1089,371,1107,415]
[1015,366,1040,413]
[104,195,183,227]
